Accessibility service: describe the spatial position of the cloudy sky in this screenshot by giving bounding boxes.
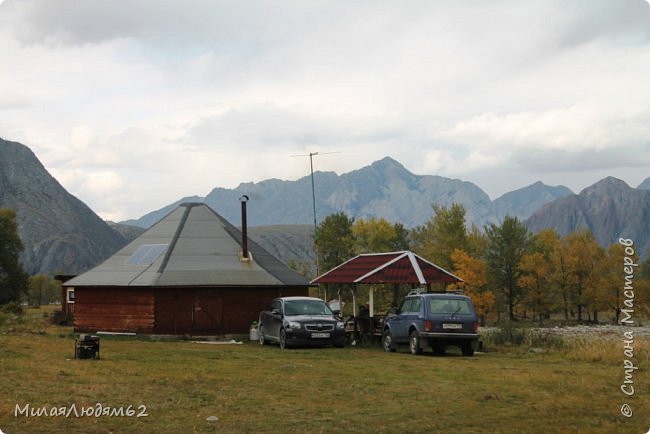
[1,0,649,221]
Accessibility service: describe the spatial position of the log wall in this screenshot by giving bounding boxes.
[73,287,155,333]
[73,286,308,335]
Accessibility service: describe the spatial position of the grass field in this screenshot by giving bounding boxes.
[0,307,648,433]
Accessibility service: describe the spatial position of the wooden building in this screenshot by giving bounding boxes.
[63,203,309,335]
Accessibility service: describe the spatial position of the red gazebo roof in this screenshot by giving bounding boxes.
[311,251,463,285]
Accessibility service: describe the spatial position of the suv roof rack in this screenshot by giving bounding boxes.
[407,288,427,296]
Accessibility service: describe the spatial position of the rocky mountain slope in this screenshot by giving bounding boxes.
[638,177,650,190]
[124,157,572,230]
[493,181,573,221]
[525,177,650,256]
[0,138,134,275]
[248,225,315,269]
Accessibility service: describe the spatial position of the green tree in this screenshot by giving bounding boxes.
[485,215,530,321]
[391,223,411,252]
[315,212,355,273]
[27,274,62,307]
[411,203,468,270]
[352,217,410,254]
[0,208,28,305]
[466,224,488,258]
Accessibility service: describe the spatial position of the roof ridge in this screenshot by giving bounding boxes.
[406,251,426,284]
[154,204,192,279]
[353,251,407,283]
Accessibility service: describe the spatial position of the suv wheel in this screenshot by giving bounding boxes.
[382,330,396,352]
[409,330,422,355]
[462,342,475,356]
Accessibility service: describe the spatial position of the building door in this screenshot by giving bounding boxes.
[192,290,222,334]
[155,289,193,334]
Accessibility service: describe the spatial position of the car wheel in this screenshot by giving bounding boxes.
[259,326,268,345]
[462,342,475,356]
[279,328,289,350]
[409,330,422,355]
[382,330,396,352]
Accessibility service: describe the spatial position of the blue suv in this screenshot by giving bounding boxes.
[382,291,479,356]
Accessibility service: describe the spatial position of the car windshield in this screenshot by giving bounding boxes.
[429,299,472,315]
[284,300,333,316]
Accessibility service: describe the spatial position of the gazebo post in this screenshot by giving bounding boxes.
[369,287,374,318]
[392,283,399,308]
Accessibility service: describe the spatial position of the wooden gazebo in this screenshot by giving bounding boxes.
[311,250,462,317]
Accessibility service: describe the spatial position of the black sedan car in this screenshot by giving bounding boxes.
[258,297,345,349]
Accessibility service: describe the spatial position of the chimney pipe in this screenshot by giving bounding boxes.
[239,195,249,259]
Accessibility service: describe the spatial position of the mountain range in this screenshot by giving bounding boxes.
[123,157,574,230]
[1,138,648,276]
[526,177,650,257]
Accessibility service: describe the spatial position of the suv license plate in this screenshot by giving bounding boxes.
[311,332,330,338]
[443,323,462,330]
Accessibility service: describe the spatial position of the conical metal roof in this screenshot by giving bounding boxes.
[66,203,309,287]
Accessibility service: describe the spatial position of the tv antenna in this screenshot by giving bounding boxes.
[290,151,341,241]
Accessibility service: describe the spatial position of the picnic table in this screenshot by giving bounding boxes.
[344,315,386,347]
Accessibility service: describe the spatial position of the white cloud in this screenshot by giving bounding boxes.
[1,0,650,219]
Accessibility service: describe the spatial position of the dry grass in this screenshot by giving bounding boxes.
[0,307,648,433]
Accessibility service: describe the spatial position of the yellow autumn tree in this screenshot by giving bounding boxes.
[450,249,494,325]
[596,243,627,323]
[517,229,561,322]
[352,217,409,254]
[519,252,555,322]
[564,230,604,322]
[548,231,573,320]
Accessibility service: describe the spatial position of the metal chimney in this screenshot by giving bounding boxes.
[239,195,250,260]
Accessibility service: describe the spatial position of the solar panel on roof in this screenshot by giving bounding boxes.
[126,244,168,265]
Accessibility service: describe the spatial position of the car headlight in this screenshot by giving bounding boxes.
[286,321,301,330]
[336,321,345,329]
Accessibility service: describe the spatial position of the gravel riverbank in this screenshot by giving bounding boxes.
[479,324,650,342]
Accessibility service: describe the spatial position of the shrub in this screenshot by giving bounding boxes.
[51,310,72,326]
[481,322,567,350]
[1,301,24,315]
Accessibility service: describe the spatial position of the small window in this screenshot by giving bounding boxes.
[126,244,168,265]
[66,288,75,304]
[429,299,471,315]
[411,298,421,313]
[400,298,413,313]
